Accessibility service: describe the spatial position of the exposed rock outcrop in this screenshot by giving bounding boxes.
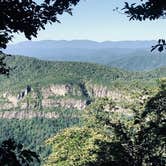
[87,84,132,102]
[42,84,75,98]
[42,98,86,110]
[0,83,133,112]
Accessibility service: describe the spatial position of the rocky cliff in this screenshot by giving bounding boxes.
[0,83,134,119]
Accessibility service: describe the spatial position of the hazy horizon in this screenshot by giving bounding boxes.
[8,39,157,45]
[11,0,166,44]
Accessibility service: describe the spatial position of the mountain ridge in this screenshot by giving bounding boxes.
[2,40,166,71]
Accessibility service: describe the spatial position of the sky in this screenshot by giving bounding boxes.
[13,0,166,43]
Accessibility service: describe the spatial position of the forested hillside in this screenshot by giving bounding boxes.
[109,53,166,71]
[0,55,165,165]
[4,40,166,71]
[1,55,166,91]
[1,0,166,165]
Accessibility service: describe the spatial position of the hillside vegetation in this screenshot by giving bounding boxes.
[4,40,166,71]
[0,55,166,92]
[109,53,166,71]
[0,55,165,165]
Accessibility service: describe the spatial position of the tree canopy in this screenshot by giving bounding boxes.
[44,127,113,166]
[123,0,166,21]
[0,0,80,49]
[123,0,166,52]
[45,80,166,166]
[0,0,80,75]
[0,139,40,166]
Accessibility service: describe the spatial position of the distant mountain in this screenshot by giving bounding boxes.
[3,40,154,61]
[5,40,156,49]
[3,40,166,71]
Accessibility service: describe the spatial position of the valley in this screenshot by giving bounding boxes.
[4,40,166,71]
[1,0,166,165]
[0,55,165,164]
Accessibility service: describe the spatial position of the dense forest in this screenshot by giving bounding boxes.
[0,0,166,165]
[0,55,166,92]
[0,55,165,165]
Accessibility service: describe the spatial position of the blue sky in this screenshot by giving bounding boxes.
[13,0,166,43]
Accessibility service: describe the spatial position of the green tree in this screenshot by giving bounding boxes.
[45,86,165,166]
[44,127,113,166]
[101,86,166,165]
[0,0,80,74]
[0,54,10,76]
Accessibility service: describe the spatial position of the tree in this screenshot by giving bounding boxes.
[123,0,166,52]
[0,53,11,76]
[102,82,166,166]
[123,0,166,21]
[0,139,40,166]
[0,0,80,49]
[0,0,80,75]
[45,84,166,166]
[44,98,132,166]
[44,127,114,166]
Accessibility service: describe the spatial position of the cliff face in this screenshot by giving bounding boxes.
[87,84,132,101]
[42,84,71,97]
[0,83,133,119]
[42,84,83,97]
[42,98,86,110]
[0,84,86,111]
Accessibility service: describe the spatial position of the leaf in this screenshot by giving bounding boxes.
[158,46,164,52]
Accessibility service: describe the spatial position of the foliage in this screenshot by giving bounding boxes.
[84,98,116,128]
[158,77,166,90]
[0,0,80,75]
[109,52,166,71]
[0,139,40,166]
[0,53,11,76]
[0,56,165,165]
[123,0,166,52]
[151,39,166,52]
[0,108,82,162]
[44,98,130,166]
[45,84,166,166]
[0,55,165,94]
[101,88,165,165]
[106,89,166,166]
[0,0,80,49]
[123,0,166,21]
[134,87,165,165]
[44,127,113,166]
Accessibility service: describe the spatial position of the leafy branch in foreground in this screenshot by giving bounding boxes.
[0,0,80,75]
[151,39,166,52]
[123,0,166,52]
[0,0,80,49]
[0,139,40,166]
[0,52,11,75]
